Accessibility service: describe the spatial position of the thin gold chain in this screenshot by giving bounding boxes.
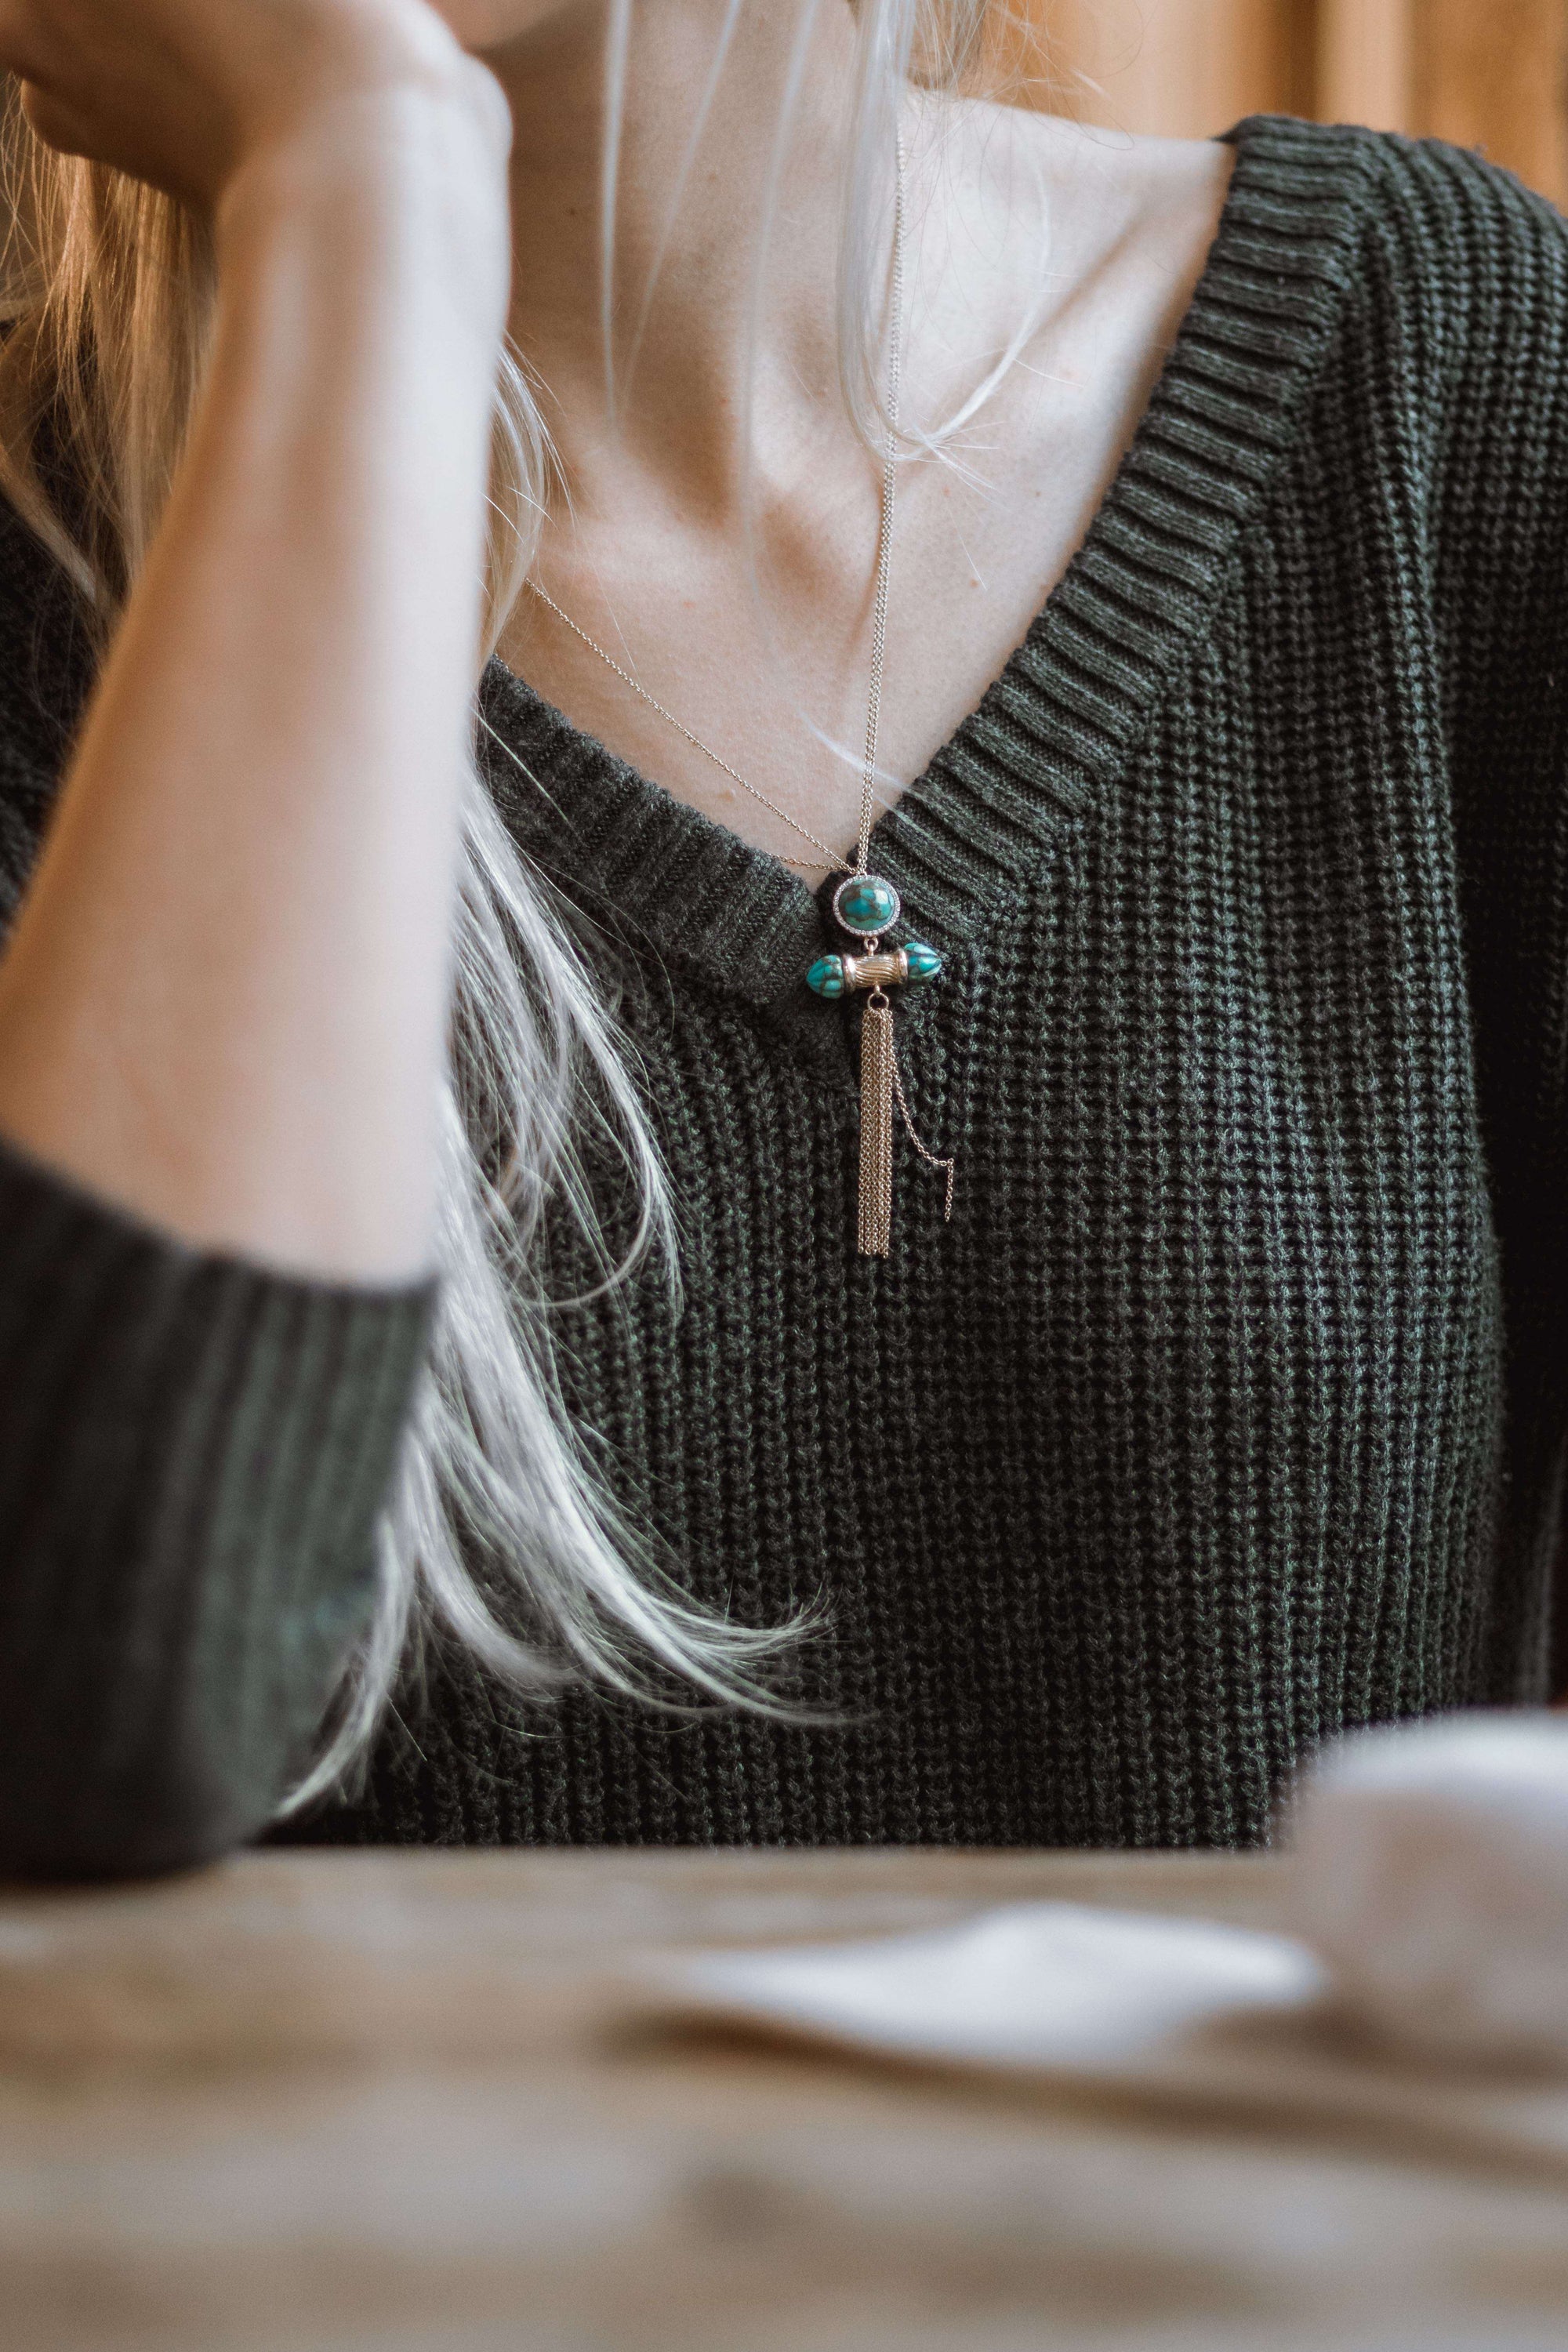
[858,139,906,878]
[523,583,849,871]
[890,1035,956,1218]
[526,142,907,884]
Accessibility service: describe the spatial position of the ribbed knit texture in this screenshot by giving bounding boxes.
[286,118,1568,1852]
[0,1147,432,1876]
[2,117,1566,1860]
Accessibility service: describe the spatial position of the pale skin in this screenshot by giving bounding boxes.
[0,0,1232,1284]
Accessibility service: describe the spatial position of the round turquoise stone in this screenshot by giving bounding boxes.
[833,873,902,937]
[903,940,942,985]
[806,954,848,1000]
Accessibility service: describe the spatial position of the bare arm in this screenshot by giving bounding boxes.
[0,2,513,1281]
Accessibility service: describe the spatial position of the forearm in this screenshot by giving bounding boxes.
[0,85,510,1280]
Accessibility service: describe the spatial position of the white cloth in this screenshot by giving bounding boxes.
[640,1900,1568,2171]
[660,1903,1321,2067]
[638,1715,1568,2171]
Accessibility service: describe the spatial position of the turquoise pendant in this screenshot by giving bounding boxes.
[802,887,955,1251]
[833,873,902,936]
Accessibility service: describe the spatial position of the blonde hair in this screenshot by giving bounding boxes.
[0,0,1031,1809]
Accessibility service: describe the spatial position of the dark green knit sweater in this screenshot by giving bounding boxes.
[2,116,1566,1871]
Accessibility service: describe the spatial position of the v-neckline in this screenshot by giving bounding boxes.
[477,115,1374,1012]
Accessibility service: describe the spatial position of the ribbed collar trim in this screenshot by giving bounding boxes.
[478,115,1377,1009]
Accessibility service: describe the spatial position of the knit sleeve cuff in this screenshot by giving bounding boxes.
[0,1136,434,1879]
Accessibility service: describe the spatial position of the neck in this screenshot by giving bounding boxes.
[483,0,864,523]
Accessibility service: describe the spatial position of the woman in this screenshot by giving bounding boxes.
[0,0,1561,1878]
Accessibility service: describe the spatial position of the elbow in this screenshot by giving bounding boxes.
[0,1719,294,1886]
[0,1557,379,1886]
[1,1800,266,1889]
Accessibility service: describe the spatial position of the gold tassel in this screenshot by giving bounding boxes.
[858,994,896,1258]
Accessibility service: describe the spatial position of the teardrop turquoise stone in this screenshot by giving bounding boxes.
[835,875,901,936]
[806,955,848,1000]
[904,941,942,985]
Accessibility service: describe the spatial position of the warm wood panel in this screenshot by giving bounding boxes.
[1018,0,1568,204]
[1417,0,1568,206]
[1319,0,1414,130]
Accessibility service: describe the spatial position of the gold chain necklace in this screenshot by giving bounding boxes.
[526,145,953,1258]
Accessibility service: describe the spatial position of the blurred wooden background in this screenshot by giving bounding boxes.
[1012,0,1568,205]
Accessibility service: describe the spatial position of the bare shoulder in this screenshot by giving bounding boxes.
[978,100,1233,203]
[940,97,1235,299]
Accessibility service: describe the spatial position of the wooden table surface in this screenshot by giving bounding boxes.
[2,1846,1567,2352]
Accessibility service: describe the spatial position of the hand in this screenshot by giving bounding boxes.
[0,0,506,208]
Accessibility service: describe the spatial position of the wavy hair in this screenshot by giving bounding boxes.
[0,0,1036,1807]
